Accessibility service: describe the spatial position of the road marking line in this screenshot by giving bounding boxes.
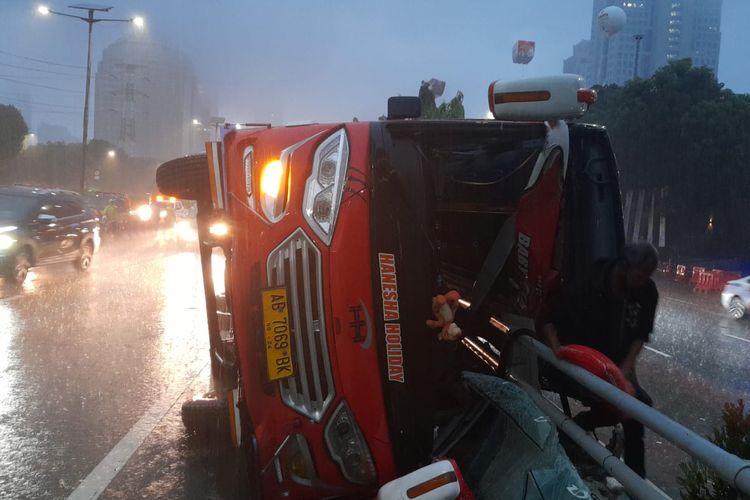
[720,332,750,344]
[644,346,673,358]
[662,296,728,319]
[663,296,698,307]
[67,361,208,500]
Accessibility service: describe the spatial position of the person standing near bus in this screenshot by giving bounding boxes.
[543,242,660,478]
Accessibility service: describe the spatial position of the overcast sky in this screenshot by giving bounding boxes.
[1,0,748,136]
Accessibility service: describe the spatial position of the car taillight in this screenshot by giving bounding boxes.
[302,128,349,245]
[324,400,376,485]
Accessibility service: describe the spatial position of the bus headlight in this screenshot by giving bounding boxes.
[208,221,230,238]
[260,159,288,222]
[324,400,376,485]
[303,129,349,245]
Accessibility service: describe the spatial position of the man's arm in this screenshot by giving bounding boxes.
[620,338,643,378]
[543,322,562,355]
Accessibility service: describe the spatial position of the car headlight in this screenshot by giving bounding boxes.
[159,209,168,220]
[324,400,376,485]
[303,129,349,245]
[136,204,152,222]
[0,234,16,250]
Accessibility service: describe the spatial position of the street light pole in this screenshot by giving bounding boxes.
[37,5,144,193]
[633,34,644,80]
[81,10,94,194]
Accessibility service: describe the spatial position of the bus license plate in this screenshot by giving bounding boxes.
[261,287,295,381]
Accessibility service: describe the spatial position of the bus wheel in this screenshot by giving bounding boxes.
[156,154,211,202]
[181,397,229,441]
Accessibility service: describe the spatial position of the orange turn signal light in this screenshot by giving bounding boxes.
[494,90,551,105]
[406,471,457,498]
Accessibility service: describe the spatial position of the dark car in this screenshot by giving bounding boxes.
[0,186,100,285]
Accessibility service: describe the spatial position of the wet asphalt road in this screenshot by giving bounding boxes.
[0,234,747,499]
[634,276,750,498]
[0,232,248,499]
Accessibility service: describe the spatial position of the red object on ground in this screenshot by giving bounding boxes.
[557,344,635,396]
[690,266,706,285]
[694,271,718,293]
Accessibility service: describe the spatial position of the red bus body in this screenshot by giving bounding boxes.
[179,116,624,498]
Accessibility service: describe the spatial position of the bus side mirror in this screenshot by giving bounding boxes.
[377,459,469,499]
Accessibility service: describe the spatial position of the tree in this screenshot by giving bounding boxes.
[0,104,28,164]
[418,81,465,119]
[581,59,750,258]
[0,140,158,195]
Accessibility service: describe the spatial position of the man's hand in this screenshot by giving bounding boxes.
[426,290,462,341]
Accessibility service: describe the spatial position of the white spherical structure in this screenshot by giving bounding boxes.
[598,6,627,36]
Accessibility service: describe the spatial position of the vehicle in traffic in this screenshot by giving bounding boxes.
[721,276,750,319]
[156,205,199,248]
[85,191,131,238]
[0,186,100,285]
[156,74,622,497]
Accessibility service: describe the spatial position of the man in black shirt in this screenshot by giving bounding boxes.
[542,242,659,478]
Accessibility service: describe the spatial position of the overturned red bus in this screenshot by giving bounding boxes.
[156,74,624,498]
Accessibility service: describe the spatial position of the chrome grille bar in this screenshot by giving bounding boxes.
[301,238,324,407]
[267,229,335,421]
[288,238,312,411]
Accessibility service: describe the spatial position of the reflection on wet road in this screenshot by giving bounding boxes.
[0,234,245,498]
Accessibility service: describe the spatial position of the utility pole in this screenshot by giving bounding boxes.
[37,4,144,193]
[634,34,644,79]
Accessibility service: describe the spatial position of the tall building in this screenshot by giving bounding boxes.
[651,0,722,72]
[565,0,722,86]
[563,40,593,81]
[93,37,211,160]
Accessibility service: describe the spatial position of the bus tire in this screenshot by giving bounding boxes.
[181,397,229,441]
[156,154,210,202]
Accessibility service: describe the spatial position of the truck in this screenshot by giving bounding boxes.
[155,74,625,498]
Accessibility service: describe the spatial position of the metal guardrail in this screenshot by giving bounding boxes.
[514,335,750,498]
[513,375,667,500]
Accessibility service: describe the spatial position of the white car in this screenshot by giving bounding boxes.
[721,276,750,319]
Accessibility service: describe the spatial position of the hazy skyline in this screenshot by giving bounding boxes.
[1,0,748,137]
